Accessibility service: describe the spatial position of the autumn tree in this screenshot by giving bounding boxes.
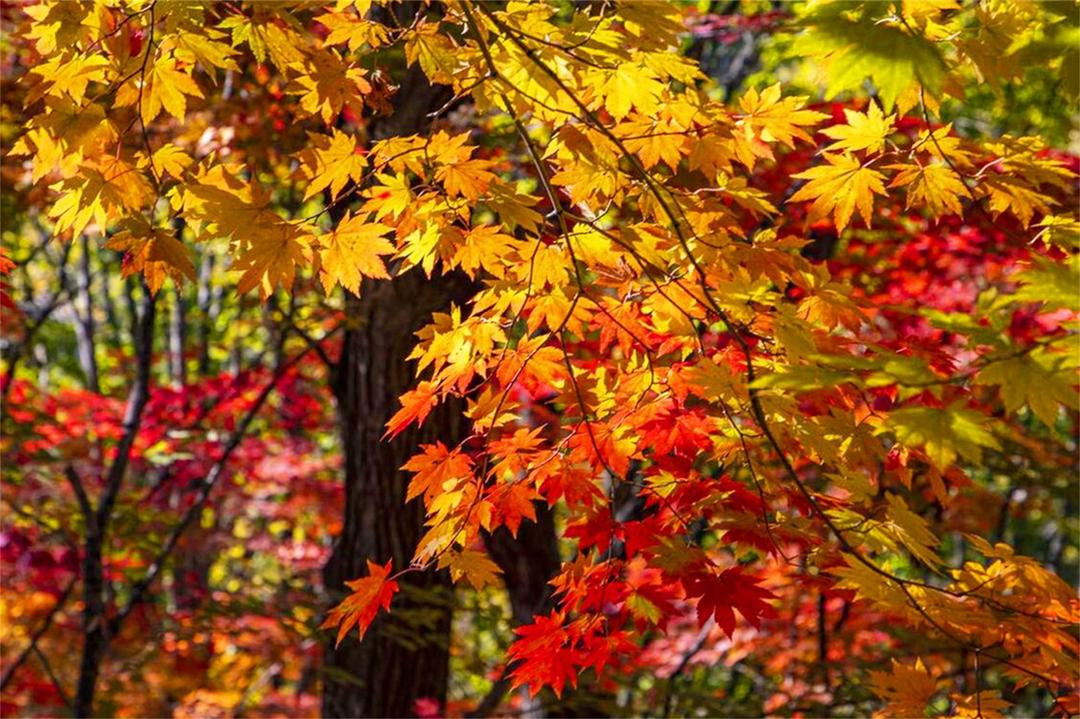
[3,1,1078,718]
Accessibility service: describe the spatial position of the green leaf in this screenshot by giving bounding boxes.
[883,404,1000,468]
[792,3,948,109]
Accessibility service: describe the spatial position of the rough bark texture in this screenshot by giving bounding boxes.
[322,273,473,718]
[315,8,478,710]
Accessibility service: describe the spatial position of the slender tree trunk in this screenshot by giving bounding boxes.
[74,235,100,393]
[168,285,187,388]
[196,252,219,375]
[74,285,156,717]
[322,272,473,718]
[73,512,106,718]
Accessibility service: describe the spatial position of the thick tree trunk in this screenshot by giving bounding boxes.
[317,16,472,712]
[322,272,473,718]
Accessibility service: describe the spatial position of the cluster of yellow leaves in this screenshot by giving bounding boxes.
[12,1,401,299]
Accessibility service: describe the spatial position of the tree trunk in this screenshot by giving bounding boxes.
[317,16,472,712]
[322,272,473,718]
[74,234,100,393]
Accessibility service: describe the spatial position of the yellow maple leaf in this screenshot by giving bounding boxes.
[173,30,241,72]
[436,158,495,202]
[150,144,194,179]
[136,55,204,123]
[318,214,395,295]
[976,349,1078,427]
[234,226,313,299]
[291,50,371,123]
[789,153,887,232]
[316,11,391,51]
[821,101,896,155]
[868,658,940,718]
[299,130,368,201]
[362,173,413,220]
[882,404,1001,469]
[439,548,502,590]
[883,493,942,568]
[49,157,154,236]
[593,60,665,121]
[24,1,106,55]
[979,174,1056,227]
[452,225,519,279]
[888,162,967,218]
[106,217,196,294]
[30,51,109,104]
[736,83,828,160]
[11,97,116,182]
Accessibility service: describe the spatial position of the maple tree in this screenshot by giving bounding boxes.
[2,1,1078,718]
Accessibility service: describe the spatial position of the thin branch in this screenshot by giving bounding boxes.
[0,578,76,691]
[108,336,322,633]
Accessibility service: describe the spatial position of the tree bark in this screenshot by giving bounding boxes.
[322,272,473,718]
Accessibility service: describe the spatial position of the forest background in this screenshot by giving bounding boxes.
[1,1,1078,718]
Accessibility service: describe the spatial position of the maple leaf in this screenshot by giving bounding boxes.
[593,60,665,121]
[489,483,540,537]
[681,567,775,637]
[317,214,394,295]
[888,162,967,218]
[620,118,685,171]
[24,2,105,55]
[321,559,399,646]
[736,83,828,157]
[316,11,392,51]
[507,612,581,698]
[882,493,942,568]
[150,144,194,179]
[451,225,519,279]
[821,102,896,155]
[951,692,1011,719]
[792,4,948,110]
[106,216,196,294]
[789,153,887,232]
[1012,256,1080,312]
[868,658,940,718]
[10,97,116,182]
[439,548,502,590]
[363,173,414,220]
[883,404,1001,468]
[138,55,204,123]
[218,11,307,70]
[174,29,241,72]
[976,349,1078,427]
[234,226,313,299]
[385,381,440,439]
[979,174,1055,227]
[30,51,109,103]
[401,442,472,505]
[291,49,371,123]
[299,130,368,201]
[1033,215,1080,249]
[435,159,495,202]
[49,157,154,236]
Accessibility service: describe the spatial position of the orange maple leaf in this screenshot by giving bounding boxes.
[321,559,399,647]
[385,381,440,439]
